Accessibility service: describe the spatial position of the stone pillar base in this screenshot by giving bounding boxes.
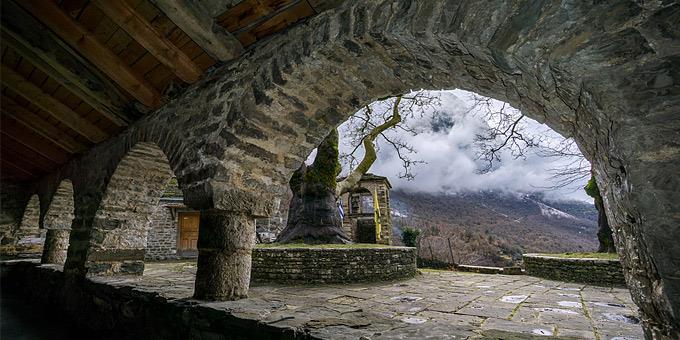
[41,229,71,265]
[193,210,255,301]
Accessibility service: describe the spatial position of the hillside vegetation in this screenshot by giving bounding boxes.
[390,190,598,267]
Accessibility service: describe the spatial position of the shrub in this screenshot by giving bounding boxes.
[402,227,421,247]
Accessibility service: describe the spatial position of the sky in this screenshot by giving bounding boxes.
[334,90,593,202]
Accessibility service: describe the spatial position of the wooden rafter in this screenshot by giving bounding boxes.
[0,116,69,164]
[151,0,243,62]
[1,65,108,143]
[18,0,163,108]
[1,159,36,178]
[0,136,58,172]
[0,0,133,127]
[93,0,202,83]
[1,95,86,153]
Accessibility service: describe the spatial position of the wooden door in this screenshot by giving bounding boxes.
[178,212,199,257]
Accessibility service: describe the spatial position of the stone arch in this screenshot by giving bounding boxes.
[41,180,75,265]
[198,1,677,335]
[84,142,174,276]
[14,194,45,256]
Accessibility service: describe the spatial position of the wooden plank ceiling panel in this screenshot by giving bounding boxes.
[19,0,163,107]
[94,0,202,83]
[1,65,108,143]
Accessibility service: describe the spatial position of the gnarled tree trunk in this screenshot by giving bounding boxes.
[276,129,351,244]
[586,174,616,253]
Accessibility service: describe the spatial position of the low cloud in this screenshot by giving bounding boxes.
[338,90,591,202]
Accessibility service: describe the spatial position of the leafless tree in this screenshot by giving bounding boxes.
[338,90,441,194]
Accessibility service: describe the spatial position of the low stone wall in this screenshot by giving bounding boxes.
[456,265,523,275]
[523,254,625,286]
[0,262,305,339]
[251,246,417,284]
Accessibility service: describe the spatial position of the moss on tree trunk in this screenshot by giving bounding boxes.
[276,129,351,244]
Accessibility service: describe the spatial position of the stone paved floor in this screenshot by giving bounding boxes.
[93,261,644,339]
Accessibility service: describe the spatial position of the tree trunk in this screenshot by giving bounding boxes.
[595,197,616,253]
[276,129,351,244]
[586,173,616,253]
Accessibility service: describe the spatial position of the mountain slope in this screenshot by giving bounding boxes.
[390,190,598,266]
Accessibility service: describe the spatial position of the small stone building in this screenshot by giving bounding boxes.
[145,174,393,259]
[339,173,393,245]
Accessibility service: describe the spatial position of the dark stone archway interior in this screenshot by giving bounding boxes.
[1,1,677,338]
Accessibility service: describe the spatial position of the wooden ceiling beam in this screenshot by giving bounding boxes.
[94,0,202,83]
[0,136,58,172]
[18,0,163,108]
[1,159,36,178]
[150,0,243,62]
[0,1,134,126]
[1,95,87,153]
[1,116,69,164]
[0,0,134,126]
[1,64,108,143]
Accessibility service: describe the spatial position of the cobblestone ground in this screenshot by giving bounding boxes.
[94,262,644,339]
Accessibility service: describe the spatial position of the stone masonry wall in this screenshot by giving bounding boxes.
[145,203,178,260]
[523,254,625,286]
[251,246,416,284]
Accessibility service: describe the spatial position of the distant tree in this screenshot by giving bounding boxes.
[402,227,421,248]
[585,174,616,253]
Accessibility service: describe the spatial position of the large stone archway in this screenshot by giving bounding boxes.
[14,0,677,337]
[187,1,674,336]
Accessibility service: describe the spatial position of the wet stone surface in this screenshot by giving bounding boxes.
[88,262,645,339]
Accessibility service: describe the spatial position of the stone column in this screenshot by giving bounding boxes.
[193,209,256,300]
[41,229,71,265]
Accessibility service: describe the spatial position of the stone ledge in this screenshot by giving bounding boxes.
[523,253,625,286]
[252,246,417,284]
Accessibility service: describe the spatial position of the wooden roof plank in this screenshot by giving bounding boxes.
[1,159,36,178]
[94,0,202,83]
[18,0,163,108]
[152,0,243,61]
[0,135,58,171]
[1,64,108,143]
[0,117,70,164]
[1,95,87,153]
[0,0,135,125]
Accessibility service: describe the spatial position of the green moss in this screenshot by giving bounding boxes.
[305,128,341,193]
[538,252,619,260]
[584,176,601,203]
[255,243,394,249]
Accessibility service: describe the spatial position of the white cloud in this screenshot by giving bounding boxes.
[337,90,592,202]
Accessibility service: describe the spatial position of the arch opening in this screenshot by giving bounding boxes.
[41,180,75,265]
[8,194,46,257]
[84,142,175,276]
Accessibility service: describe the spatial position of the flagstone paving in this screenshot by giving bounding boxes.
[93,262,644,339]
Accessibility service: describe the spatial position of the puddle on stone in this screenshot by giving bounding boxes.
[558,301,582,308]
[558,293,580,298]
[602,313,640,324]
[556,287,581,291]
[532,328,553,336]
[593,302,626,308]
[401,316,427,324]
[391,296,423,303]
[532,285,546,288]
[610,337,641,340]
[501,295,528,304]
[484,290,495,294]
[476,285,492,288]
[534,308,579,315]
